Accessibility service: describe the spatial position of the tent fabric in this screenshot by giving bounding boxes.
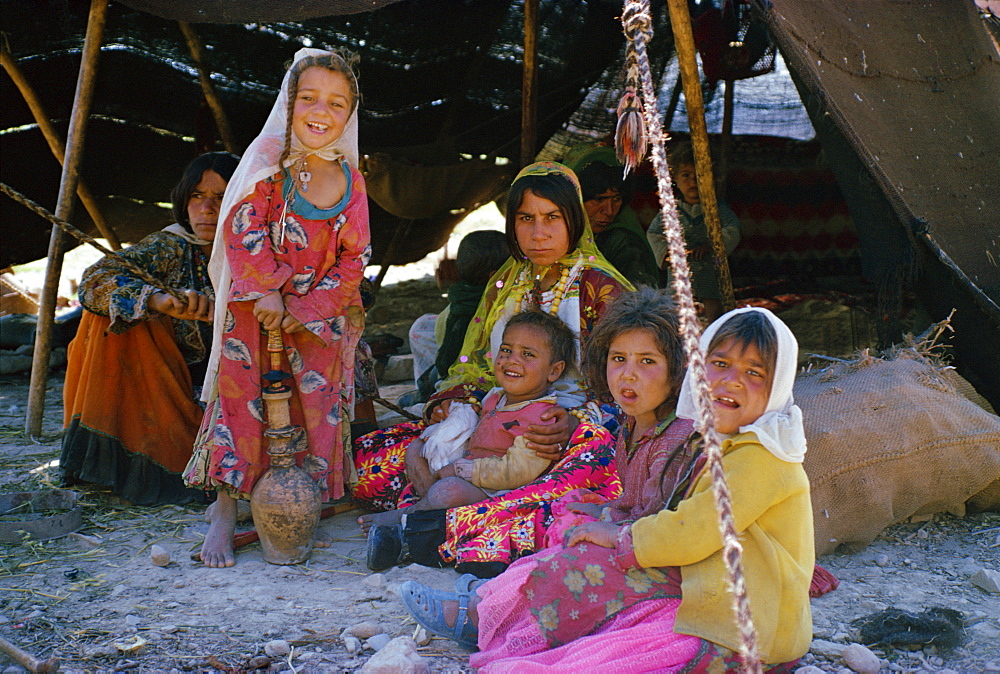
[761,0,1000,311]
[115,0,406,23]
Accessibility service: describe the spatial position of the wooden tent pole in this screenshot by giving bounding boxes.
[719,78,735,200]
[520,0,539,168]
[664,0,735,311]
[25,0,108,437]
[1,45,120,250]
[178,21,238,153]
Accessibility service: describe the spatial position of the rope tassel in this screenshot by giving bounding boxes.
[615,87,647,175]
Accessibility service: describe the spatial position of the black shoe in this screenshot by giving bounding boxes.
[366,524,404,571]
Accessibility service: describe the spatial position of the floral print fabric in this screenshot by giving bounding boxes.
[77,230,212,363]
[440,422,620,567]
[185,167,370,500]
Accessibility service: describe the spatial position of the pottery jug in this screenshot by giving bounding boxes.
[249,329,322,564]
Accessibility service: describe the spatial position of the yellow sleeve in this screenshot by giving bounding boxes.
[630,439,805,568]
[470,435,551,490]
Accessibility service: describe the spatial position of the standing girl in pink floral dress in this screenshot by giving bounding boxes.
[186,48,371,567]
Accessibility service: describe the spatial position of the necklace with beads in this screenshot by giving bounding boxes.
[518,261,570,315]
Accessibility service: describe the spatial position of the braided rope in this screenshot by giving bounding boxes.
[619,2,762,671]
[0,181,188,303]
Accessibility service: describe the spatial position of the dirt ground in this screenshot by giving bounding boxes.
[1,279,999,673]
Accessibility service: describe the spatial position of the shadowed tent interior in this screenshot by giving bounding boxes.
[2,0,998,406]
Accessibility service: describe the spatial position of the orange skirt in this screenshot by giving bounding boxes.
[60,310,205,504]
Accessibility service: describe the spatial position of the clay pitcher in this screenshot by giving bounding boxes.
[250,329,322,565]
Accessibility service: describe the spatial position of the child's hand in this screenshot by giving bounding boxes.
[566,502,604,519]
[565,521,619,549]
[281,313,306,333]
[427,399,453,425]
[404,440,436,496]
[253,291,284,330]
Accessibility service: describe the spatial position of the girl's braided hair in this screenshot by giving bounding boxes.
[277,50,360,171]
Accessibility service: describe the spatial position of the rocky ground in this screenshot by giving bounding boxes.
[1,278,998,673]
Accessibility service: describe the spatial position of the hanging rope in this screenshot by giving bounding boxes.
[0,181,188,303]
[617,2,762,671]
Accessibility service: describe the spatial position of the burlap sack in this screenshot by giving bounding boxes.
[796,351,1000,556]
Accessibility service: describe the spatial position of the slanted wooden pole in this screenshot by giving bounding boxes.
[1,44,120,250]
[520,0,539,168]
[25,0,108,437]
[665,0,735,311]
[178,21,238,153]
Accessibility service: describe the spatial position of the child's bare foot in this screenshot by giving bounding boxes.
[313,530,332,548]
[200,492,237,568]
[358,509,405,533]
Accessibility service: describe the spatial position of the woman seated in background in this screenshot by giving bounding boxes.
[563,143,660,288]
[60,151,239,505]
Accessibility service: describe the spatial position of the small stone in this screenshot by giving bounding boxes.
[0,615,8,625]
[173,580,185,589]
[360,636,429,674]
[362,573,387,591]
[125,614,141,626]
[144,631,162,642]
[858,600,887,614]
[841,643,880,674]
[26,610,43,619]
[246,656,271,669]
[810,639,846,659]
[296,651,319,662]
[983,660,1000,672]
[958,556,980,574]
[795,667,824,674]
[83,644,119,658]
[936,669,960,674]
[111,584,128,596]
[150,544,171,567]
[874,554,890,567]
[366,633,392,651]
[969,568,1000,594]
[343,636,362,654]
[347,621,382,639]
[264,639,290,657]
[412,625,431,646]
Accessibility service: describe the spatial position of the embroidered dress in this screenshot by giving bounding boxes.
[441,422,619,568]
[61,229,211,505]
[185,163,370,500]
[541,413,697,548]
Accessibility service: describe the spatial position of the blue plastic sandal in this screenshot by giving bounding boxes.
[400,580,478,649]
[454,573,488,595]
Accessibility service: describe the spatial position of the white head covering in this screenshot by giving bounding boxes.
[676,306,807,463]
[201,47,361,400]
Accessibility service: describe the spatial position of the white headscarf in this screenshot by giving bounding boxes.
[201,47,361,400]
[676,306,807,463]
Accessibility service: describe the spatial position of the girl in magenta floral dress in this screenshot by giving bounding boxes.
[186,49,371,567]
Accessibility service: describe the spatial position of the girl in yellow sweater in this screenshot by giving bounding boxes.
[400,306,813,671]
